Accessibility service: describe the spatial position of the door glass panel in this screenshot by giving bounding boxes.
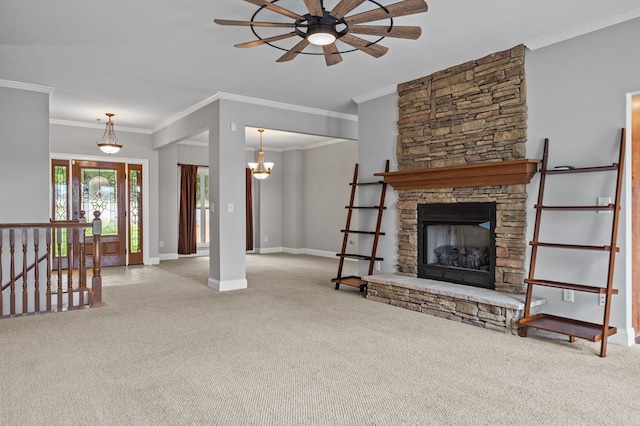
[195,169,209,244]
[52,163,69,256]
[81,168,118,236]
[129,169,141,254]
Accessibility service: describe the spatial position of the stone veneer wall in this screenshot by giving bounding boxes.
[395,45,528,293]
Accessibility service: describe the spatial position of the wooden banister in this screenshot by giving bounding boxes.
[0,211,104,317]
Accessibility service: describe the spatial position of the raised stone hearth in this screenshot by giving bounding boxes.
[364,274,545,333]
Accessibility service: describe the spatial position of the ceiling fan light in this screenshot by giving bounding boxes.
[307,26,337,46]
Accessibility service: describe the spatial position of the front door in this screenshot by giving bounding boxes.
[72,161,127,267]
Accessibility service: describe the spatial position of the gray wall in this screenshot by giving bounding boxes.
[282,149,304,251]
[356,92,399,276]
[153,97,357,289]
[303,141,358,255]
[525,17,640,343]
[0,87,50,223]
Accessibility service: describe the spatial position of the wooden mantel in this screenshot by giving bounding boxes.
[375,159,541,190]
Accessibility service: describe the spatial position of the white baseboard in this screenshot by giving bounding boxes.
[255,247,284,254]
[609,327,637,346]
[145,257,160,265]
[208,278,247,291]
[159,253,179,261]
[302,249,337,259]
[282,247,305,255]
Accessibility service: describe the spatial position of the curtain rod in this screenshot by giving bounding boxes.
[177,163,209,168]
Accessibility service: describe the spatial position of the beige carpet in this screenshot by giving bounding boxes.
[1,253,639,425]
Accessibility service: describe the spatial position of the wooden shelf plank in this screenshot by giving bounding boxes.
[375,159,541,190]
[331,276,367,288]
[341,230,386,235]
[345,206,386,209]
[536,204,616,211]
[519,314,617,342]
[336,253,383,261]
[350,181,384,186]
[543,164,618,175]
[524,279,619,294]
[530,241,618,252]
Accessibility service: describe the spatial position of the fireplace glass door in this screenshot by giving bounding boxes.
[418,202,496,289]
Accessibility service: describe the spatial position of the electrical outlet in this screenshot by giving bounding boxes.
[597,197,611,214]
[227,203,234,213]
[159,241,164,248]
[562,289,574,303]
[599,294,606,306]
[264,236,268,242]
[375,261,381,271]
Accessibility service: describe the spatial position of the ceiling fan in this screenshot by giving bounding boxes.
[214,0,428,66]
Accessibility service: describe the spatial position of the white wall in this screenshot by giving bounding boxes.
[525,17,640,344]
[0,86,50,223]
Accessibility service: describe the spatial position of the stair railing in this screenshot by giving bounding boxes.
[0,211,103,317]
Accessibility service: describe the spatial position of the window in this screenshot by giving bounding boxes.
[195,168,209,245]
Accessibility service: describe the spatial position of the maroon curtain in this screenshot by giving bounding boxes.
[246,168,254,251]
[178,164,198,254]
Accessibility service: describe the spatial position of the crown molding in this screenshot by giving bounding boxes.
[352,85,397,104]
[525,5,640,50]
[0,79,54,94]
[50,118,151,134]
[151,91,358,134]
[217,92,358,121]
[151,93,221,134]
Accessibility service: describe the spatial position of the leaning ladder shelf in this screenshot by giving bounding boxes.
[332,160,389,293]
[519,129,626,357]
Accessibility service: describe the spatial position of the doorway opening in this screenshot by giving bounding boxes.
[51,158,143,266]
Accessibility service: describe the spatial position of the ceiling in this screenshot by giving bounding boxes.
[2,0,640,133]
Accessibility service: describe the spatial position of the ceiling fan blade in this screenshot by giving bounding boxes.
[344,0,428,26]
[235,32,298,48]
[214,19,296,28]
[322,43,343,66]
[276,39,311,62]
[243,0,304,20]
[348,25,422,39]
[330,0,367,19]
[303,0,324,16]
[339,33,388,58]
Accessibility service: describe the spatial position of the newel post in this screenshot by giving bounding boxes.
[91,211,104,307]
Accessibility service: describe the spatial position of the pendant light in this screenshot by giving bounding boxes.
[248,129,274,180]
[96,113,122,154]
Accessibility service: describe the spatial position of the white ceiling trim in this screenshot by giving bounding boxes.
[525,5,640,50]
[50,119,152,134]
[289,138,353,151]
[151,91,358,135]
[151,93,221,134]
[0,79,54,94]
[217,92,358,122]
[352,85,397,104]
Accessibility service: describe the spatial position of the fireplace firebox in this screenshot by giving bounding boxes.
[418,202,496,289]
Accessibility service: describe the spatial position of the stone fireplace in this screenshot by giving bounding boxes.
[362,45,546,333]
